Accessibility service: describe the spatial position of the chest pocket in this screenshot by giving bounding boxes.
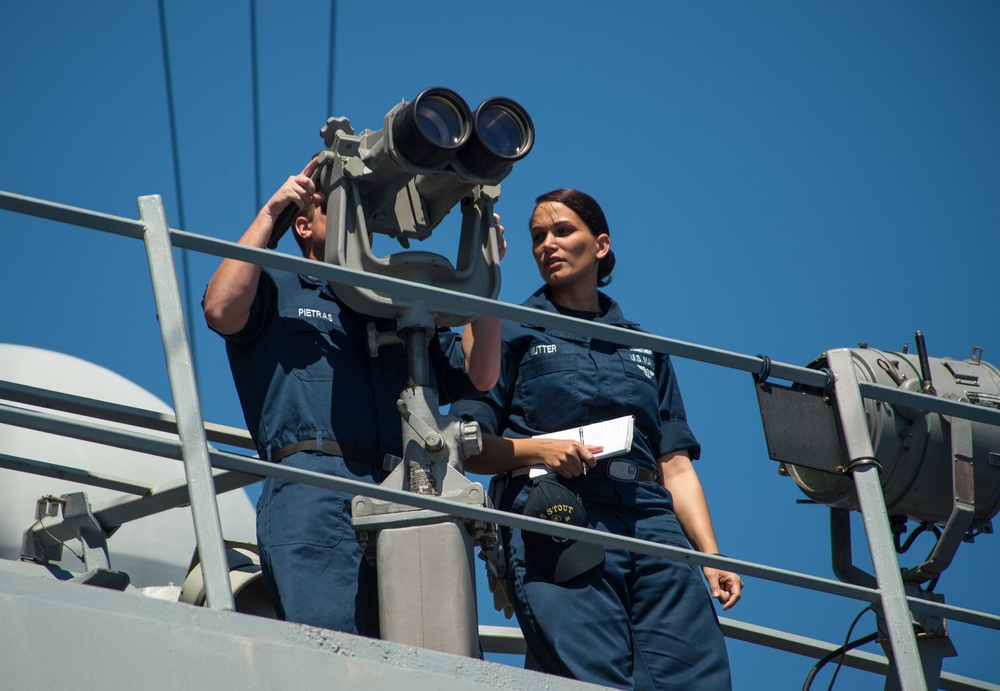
[617,349,658,402]
[280,307,349,383]
[619,350,656,381]
[517,353,582,431]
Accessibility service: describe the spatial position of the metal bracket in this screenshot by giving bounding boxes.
[21,492,110,570]
[754,380,847,474]
[398,397,444,452]
[20,492,131,590]
[877,585,956,691]
[829,507,877,588]
[903,416,975,584]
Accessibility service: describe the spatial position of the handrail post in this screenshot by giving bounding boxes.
[826,349,926,690]
[138,194,234,611]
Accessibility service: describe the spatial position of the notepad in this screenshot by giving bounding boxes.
[534,415,635,461]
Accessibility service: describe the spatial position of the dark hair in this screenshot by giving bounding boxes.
[534,188,616,287]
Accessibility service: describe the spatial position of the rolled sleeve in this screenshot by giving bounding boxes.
[451,397,501,437]
[659,419,701,460]
[657,354,701,460]
[431,327,478,404]
[205,270,276,345]
[449,339,516,437]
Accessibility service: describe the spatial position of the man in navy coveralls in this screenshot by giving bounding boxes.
[204,159,502,635]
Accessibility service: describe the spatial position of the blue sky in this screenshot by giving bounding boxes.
[2,1,999,688]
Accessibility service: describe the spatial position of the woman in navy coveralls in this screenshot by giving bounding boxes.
[452,189,742,689]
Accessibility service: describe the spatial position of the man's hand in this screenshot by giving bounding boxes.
[264,158,323,220]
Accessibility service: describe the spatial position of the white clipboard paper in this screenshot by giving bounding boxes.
[534,415,635,461]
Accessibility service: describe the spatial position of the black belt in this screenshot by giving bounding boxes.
[513,458,661,484]
[268,439,395,470]
[591,458,660,484]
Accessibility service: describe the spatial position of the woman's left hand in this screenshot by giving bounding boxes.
[494,213,506,260]
[704,566,743,611]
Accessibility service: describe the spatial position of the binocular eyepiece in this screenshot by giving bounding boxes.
[391,87,534,180]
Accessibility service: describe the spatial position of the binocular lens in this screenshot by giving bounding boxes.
[455,97,534,179]
[393,88,472,168]
[477,104,530,157]
[391,89,532,176]
[415,96,468,149]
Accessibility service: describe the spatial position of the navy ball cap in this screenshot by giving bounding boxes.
[521,474,605,583]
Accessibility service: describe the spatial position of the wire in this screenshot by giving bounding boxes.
[802,605,874,691]
[250,0,262,211]
[38,523,83,564]
[156,0,200,382]
[327,0,338,118]
[896,522,931,554]
[893,521,943,591]
[249,1,335,214]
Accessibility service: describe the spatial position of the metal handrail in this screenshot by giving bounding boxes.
[5,190,996,427]
[2,396,999,635]
[2,189,998,689]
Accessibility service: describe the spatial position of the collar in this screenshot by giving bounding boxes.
[295,273,347,308]
[296,273,403,329]
[522,285,640,330]
[296,274,326,290]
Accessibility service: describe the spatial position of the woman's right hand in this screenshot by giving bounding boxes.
[528,438,602,478]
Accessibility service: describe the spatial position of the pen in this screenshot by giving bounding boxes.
[579,428,587,475]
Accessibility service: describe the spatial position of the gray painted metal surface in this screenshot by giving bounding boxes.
[1,565,606,690]
[139,195,233,612]
[826,349,926,690]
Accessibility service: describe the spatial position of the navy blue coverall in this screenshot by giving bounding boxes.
[214,267,479,636]
[451,286,732,690]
